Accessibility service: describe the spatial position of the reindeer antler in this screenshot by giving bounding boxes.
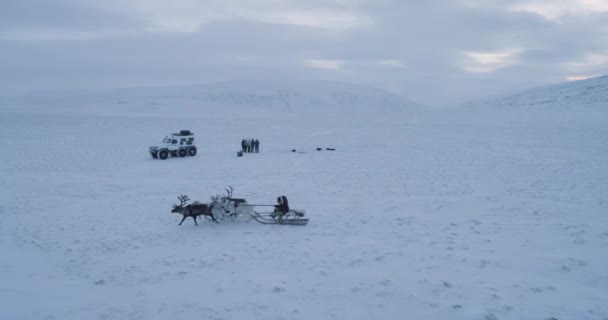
[225,186,234,198]
[177,194,190,206]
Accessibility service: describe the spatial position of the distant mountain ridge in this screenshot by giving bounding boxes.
[462,75,608,109]
[2,80,425,114]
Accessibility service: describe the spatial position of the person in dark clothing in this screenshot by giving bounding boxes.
[280,195,289,212]
[241,139,246,153]
[271,196,281,218]
[271,195,289,220]
[254,139,260,153]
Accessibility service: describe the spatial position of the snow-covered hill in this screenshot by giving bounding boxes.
[462,75,608,109]
[1,80,607,320]
[2,80,425,115]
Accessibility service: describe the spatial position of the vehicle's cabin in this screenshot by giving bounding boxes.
[171,132,195,146]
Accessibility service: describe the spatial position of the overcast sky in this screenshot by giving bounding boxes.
[1,0,607,105]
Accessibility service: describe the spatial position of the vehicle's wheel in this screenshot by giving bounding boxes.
[188,147,197,156]
[159,150,169,160]
[178,149,187,157]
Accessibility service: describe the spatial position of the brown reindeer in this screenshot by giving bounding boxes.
[171,195,218,225]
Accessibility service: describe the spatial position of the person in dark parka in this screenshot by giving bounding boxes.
[280,195,289,213]
[272,195,289,218]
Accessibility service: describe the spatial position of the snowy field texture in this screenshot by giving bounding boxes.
[0,80,607,320]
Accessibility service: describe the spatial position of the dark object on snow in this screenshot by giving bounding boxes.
[178,130,192,136]
[326,148,335,151]
[316,147,322,151]
[292,149,296,152]
[171,195,218,225]
[237,151,243,157]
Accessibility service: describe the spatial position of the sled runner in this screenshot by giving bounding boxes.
[252,210,309,226]
[249,195,308,226]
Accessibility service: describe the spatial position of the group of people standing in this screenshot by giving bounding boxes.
[241,139,260,153]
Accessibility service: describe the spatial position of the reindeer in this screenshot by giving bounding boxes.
[171,195,219,225]
[219,186,248,217]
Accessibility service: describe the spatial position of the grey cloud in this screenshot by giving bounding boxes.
[0,0,607,105]
[0,0,139,32]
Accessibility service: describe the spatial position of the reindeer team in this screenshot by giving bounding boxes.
[170,186,247,225]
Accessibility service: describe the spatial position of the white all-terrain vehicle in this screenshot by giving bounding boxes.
[149,130,197,160]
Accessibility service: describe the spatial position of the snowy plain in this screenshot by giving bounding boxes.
[0,79,607,320]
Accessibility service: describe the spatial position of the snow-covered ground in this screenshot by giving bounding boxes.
[0,80,607,320]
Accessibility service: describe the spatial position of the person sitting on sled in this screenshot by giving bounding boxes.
[271,195,289,220]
